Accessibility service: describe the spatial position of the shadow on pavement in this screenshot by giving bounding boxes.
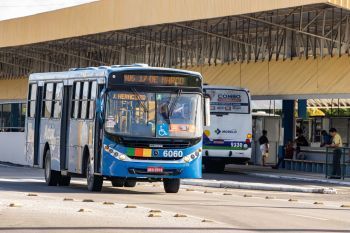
[0,180,161,195]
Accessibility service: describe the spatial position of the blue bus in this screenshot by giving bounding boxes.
[26,64,209,193]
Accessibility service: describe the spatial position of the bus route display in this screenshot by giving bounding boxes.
[124,74,188,86]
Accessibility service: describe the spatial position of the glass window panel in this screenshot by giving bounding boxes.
[45,83,54,100]
[53,101,62,118]
[81,82,89,119]
[81,100,87,119]
[30,84,37,100]
[82,82,89,100]
[11,103,20,132]
[44,101,52,118]
[90,82,97,100]
[55,83,63,100]
[73,101,79,119]
[73,82,81,119]
[75,82,81,100]
[2,104,11,131]
[53,83,63,118]
[29,99,36,118]
[88,100,95,119]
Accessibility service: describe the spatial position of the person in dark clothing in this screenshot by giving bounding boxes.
[328,128,343,179]
[273,141,293,169]
[295,130,309,159]
[321,130,332,147]
[259,130,269,166]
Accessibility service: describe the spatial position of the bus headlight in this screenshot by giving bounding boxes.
[183,156,191,163]
[104,144,128,161]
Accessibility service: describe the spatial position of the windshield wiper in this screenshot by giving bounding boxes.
[168,89,182,117]
[131,87,149,113]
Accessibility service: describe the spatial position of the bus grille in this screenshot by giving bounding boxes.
[122,141,191,149]
[128,156,182,161]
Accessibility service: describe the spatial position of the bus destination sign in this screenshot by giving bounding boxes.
[123,74,189,86]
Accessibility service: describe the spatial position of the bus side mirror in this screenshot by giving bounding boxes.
[204,96,210,126]
[97,88,106,125]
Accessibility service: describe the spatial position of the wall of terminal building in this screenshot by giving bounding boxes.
[0,77,27,165]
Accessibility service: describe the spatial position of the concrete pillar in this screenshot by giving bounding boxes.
[282,100,295,145]
[298,99,307,120]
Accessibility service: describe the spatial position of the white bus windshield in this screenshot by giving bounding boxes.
[205,89,250,114]
[105,91,203,138]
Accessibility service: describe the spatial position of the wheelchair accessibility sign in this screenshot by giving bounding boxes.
[157,123,169,137]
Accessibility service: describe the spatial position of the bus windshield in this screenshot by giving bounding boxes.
[105,91,203,138]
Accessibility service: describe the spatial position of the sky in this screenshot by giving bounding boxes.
[0,0,96,21]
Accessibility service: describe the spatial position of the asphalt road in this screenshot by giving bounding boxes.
[1,164,350,233]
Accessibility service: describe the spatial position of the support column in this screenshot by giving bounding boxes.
[282,100,295,145]
[298,99,307,120]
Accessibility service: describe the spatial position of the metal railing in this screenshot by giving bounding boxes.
[325,147,350,180]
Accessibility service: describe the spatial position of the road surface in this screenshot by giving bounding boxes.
[0,164,350,233]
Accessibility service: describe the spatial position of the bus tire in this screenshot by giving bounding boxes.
[44,150,60,186]
[58,175,71,186]
[86,156,103,192]
[111,178,125,187]
[124,180,137,187]
[163,178,180,193]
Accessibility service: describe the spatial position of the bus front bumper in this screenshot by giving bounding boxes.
[101,153,202,179]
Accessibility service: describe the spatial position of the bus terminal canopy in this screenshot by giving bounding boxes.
[2,0,350,98]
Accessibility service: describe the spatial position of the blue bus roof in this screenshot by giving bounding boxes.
[29,64,202,81]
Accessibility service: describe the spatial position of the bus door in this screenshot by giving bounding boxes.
[33,84,43,166]
[94,83,103,173]
[59,84,72,170]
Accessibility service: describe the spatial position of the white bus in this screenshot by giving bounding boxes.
[203,86,252,172]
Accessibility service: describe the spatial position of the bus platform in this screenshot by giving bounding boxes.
[224,164,350,187]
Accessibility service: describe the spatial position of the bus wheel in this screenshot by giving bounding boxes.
[111,178,125,187]
[58,175,71,186]
[44,150,60,186]
[86,156,103,192]
[163,178,180,193]
[124,180,137,187]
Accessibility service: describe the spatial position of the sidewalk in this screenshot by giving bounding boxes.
[225,164,350,186]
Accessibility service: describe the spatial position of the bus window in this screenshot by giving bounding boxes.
[72,82,81,119]
[81,82,89,119]
[42,83,54,118]
[28,84,37,118]
[88,81,97,120]
[53,83,63,118]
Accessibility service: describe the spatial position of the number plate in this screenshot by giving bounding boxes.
[147,167,163,173]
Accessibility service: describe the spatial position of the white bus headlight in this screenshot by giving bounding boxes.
[183,156,191,163]
[118,154,126,161]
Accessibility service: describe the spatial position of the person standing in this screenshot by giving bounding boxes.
[321,130,332,147]
[328,128,343,179]
[259,130,269,166]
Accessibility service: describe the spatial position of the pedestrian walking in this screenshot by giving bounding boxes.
[259,130,269,166]
[328,128,343,179]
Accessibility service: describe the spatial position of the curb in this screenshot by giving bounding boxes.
[181,179,337,194]
[247,172,350,187]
